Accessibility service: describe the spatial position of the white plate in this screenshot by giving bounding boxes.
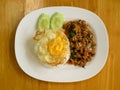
[15,6,109,82]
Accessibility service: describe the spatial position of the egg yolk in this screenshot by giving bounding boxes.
[48,36,64,56]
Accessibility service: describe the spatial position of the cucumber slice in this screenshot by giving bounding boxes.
[50,12,64,30]
[37,13,50,30]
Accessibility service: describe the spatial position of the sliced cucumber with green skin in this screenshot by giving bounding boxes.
[50,12,64,30]
[37,13,50,30]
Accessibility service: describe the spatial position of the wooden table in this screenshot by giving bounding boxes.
[0,0,120,90]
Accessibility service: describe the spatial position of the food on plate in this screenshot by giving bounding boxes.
[63,20,96,67]
[37,13,50,30]
[33,29,70,66]
[50,12,64,29]
[34,12,96,67]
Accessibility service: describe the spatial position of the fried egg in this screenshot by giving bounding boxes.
[34,29,70,66]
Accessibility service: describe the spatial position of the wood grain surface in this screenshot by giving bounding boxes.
[0,0,120,90]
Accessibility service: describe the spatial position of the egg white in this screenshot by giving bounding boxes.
[34,30,70,66]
